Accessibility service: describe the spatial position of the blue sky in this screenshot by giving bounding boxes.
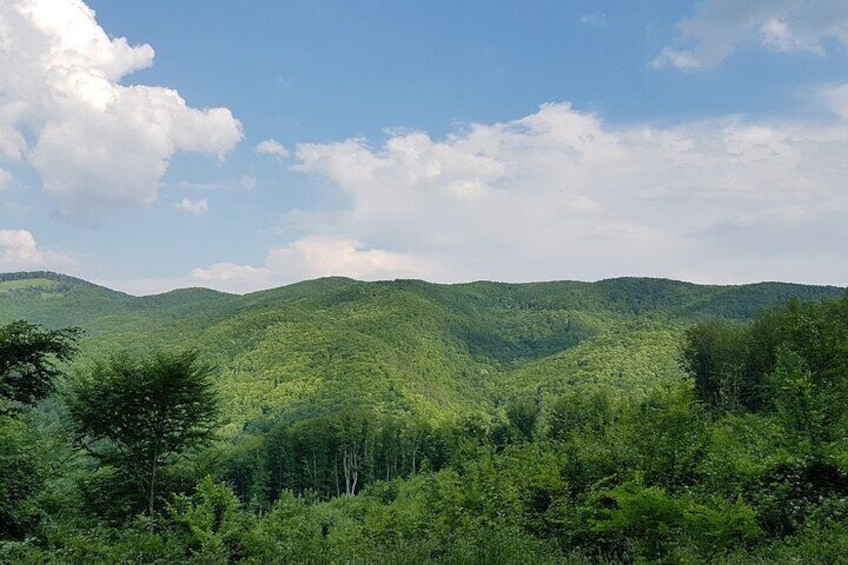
[1,0,847,294]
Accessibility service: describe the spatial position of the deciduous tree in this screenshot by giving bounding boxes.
[69,349,219,515]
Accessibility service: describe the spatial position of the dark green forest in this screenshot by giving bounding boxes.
[2,271,848,563]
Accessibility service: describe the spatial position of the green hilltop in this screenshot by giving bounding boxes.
[1,271,843,433]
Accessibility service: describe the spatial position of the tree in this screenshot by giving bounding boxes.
[0,321,78,537]
[69,349,219,516]
[682,320,748,409]
[505,394,541,442]
[0,320,80,413]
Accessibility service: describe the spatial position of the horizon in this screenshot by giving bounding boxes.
[2,269,845,299]
[2,1,848,294]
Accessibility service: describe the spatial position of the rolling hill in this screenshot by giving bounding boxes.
[1,271,844,432]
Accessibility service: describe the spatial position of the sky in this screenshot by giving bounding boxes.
[1,0,847,295]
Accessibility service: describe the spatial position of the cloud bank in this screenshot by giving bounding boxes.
[191,99,848,292]
[0,0,243,218]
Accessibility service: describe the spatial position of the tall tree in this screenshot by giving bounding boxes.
[69,349,219,516]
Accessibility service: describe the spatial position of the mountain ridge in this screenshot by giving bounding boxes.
[2,270,844,430]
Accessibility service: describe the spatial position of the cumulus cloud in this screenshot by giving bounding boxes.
[187,238,427,293]
[0,0,243,217]
[0,229,75,271]
[185,99,848,292]
[653,0,848,69]
[175,197,208,215]
[265,238,429,281]
[255,139,290,159]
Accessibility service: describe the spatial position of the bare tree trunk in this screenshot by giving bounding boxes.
[148,440,159,515]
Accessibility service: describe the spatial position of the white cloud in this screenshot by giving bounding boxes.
[190,262,273,294]
[266,237,429,281]
[183,94,848,293]
[175,197,208,215]
[654,0,848,69]
[255,139,290,159]
[0,0,243,217]
[187,238,426,293]
[0,229,75,271]
[280,102,848,287]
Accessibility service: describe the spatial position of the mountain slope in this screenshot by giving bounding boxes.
[1,271,844,430]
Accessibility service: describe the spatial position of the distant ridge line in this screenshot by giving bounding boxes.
[0,270,75,283]
[0,270,845,297]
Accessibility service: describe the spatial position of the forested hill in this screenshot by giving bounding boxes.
[2,270,840,328]
[1,270,843,429]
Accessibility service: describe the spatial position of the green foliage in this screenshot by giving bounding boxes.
[504,394,541,442]
[683,319,748,409]
[0,320,80,413]
[0,415,47,539]
[68,349,219,516]
[3,273,848,563]
[686,296,848,439]
[768,347,832,446]
[3,270,842,435]
[547,389,615,441]
[588,481,762,561]
[166,477,253,564]
[618,386,709,489]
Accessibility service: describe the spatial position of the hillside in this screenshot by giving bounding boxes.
[1,271,843,432]
[7,271,848,563]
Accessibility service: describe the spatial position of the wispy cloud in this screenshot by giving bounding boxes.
[175,197,209,215]
[653,0,848,70]
[176,175,257,192]
[579,13,606,27]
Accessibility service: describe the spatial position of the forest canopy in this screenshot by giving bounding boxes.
[1,274,847,563]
